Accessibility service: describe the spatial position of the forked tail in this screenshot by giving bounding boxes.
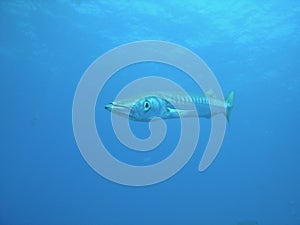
[225,91,234,123]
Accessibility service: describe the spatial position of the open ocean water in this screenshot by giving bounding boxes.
[0,1,300,225]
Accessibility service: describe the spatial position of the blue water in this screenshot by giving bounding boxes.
[1,1,300,225]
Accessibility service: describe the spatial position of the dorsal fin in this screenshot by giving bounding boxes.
[205,89,215,98]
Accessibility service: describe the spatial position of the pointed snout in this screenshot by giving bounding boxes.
[104,102,114,111]
[104,102,132,117]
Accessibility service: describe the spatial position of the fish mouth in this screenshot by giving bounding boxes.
[104,102,132,117]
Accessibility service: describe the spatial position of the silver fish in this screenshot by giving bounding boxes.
[105,91,234,122]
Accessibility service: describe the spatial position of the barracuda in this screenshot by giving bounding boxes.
[105,91,234,122]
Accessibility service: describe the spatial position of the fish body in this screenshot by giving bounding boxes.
[105,91,234,122]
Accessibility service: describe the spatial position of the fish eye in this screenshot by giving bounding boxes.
[143,99,151,111]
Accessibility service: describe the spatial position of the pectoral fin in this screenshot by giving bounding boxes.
[167,107,197,117]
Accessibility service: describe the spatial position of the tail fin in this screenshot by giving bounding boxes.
[225,91,234,123]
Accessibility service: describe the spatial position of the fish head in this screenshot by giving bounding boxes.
[105,95,175,122]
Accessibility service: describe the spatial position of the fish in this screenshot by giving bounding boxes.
[105,90,234,122]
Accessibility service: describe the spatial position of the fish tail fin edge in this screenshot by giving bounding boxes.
[225,90,234,123]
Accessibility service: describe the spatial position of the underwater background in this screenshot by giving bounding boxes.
[1,1,300,225]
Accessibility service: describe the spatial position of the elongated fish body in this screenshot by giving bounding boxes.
[105,91,234,122]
